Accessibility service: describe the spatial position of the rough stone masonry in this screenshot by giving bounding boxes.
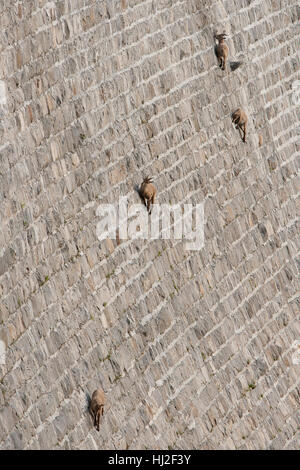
[0,0,299,450]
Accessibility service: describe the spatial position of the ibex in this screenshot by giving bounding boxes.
[215,33,229,71]
[139,177,156,214]
[90,388,106,431]
[232,108,248,142]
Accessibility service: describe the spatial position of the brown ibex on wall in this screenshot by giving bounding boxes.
[90,388,106,431]
[139,177,156,214]
[215,33,229,71]
[232,108,248,142]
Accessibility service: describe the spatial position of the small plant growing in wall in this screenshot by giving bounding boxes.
[248,382,256,390]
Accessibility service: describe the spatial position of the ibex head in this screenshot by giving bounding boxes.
[215,33,227,43]
[143,176,153,184]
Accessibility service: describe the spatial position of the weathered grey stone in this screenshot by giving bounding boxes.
[0,0,299,451]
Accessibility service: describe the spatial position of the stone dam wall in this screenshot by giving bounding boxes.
[0,0,299,450]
